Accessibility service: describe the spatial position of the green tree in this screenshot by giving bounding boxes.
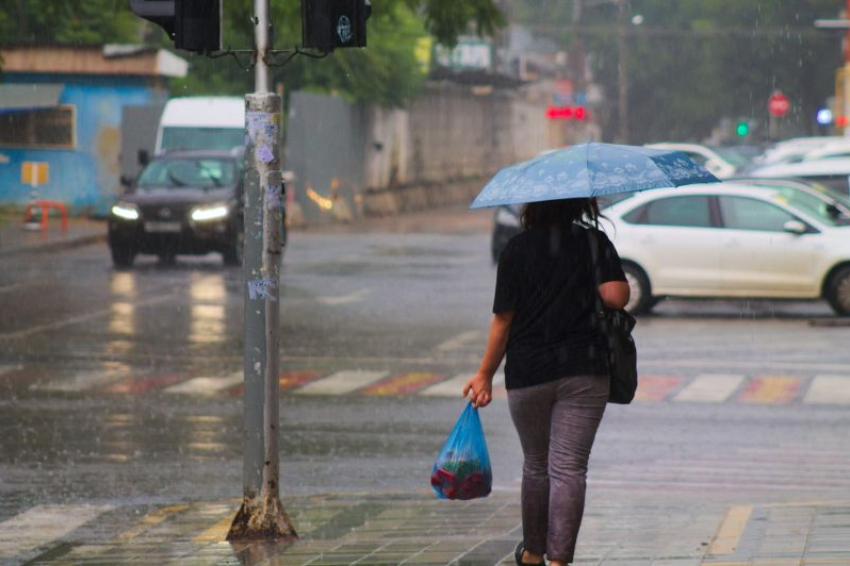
[508,0,842,143]
[0,0,140,44]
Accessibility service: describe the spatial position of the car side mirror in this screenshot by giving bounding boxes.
[138,149,149,166]
[120,174,133,187]
[783,220,808,235]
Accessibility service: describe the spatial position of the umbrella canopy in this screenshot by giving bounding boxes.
[470,142,721,209]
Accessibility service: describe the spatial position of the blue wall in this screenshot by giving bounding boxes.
[0,74,166,215]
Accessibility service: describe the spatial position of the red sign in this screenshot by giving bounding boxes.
[768,92,790,117]
[545,105,589,120]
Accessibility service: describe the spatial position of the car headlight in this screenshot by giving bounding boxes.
[191,203,229,222]
[111,202,139,221]
[495,207,521,228]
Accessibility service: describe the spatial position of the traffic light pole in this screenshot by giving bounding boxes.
[227,0,296,541]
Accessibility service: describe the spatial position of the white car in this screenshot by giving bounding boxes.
[748,158,850,197]
[603,183,850,315]
[645,142,745,179]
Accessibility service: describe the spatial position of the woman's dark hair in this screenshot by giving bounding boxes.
[521,197,602,230]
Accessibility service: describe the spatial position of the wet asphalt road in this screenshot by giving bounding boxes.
[2,209,850,524]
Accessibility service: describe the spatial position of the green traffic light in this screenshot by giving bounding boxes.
[736,121,749,137]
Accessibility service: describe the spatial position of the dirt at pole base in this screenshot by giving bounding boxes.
[227,494,298,540]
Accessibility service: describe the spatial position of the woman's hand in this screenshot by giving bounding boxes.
[463,372,493,409]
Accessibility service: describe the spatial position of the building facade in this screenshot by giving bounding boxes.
[0,45,187,215]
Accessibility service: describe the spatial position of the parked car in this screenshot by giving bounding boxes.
[603,183,850,315]
[755,136,846,166]
[728,177,850,218]
[644,142,748,179]
[109,150,250,268]
[747,158,850,197]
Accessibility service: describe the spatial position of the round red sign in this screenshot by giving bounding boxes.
[768,92,790,117]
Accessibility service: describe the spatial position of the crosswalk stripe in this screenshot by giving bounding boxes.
[0,504,114,558]
[674,374,745,403]
[0,364,21,377]
[738,376,801,404]
[360,372,445,396]
[804,375,850,405]
[634,376,683,402]
[164,372,242,394]
[31,368,128,392]
[419,373,470,397]
[294,370,389,395]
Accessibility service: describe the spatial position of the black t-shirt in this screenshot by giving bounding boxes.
[493,224,626,390]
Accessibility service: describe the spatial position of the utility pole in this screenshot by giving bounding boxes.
[616,0,629,143]
[571,0,585,93]
[227,0,296,540]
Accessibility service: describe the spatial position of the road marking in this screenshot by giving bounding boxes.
[193,508,238,543]
[0,364,22,377]
[634,376,683,402]
[295,370,389,395]
[419,372,470,397]
[674,374,745,403]
[31,367,129,392]
[105,373,186,394]
[117,504,189,542]
[164,372,242,394]
[804,375,850,405]
[279,370,326,391]
[436,331,483,352]
[707,505,753,555]
[0,504,114,558]
[360,372,445,396]
[317,288,369,305]
[738,376,801,404]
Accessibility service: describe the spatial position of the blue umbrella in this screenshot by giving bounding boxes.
[469,142,721,209]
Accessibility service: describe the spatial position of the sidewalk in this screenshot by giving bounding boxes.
[0,213,106,258]
[4,491,850,565]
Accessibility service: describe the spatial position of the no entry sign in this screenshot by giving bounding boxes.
[768,92,790,117]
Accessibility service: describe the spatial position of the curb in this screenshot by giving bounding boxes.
[0,233,106,258]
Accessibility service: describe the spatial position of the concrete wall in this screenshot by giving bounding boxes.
[286,82,552,224]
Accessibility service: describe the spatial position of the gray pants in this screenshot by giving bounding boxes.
[507,374,608,563]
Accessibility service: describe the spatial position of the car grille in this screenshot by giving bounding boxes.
[138,204,191,222]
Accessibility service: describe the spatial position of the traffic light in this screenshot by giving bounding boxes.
[129,0,221,54]
[302,0,371,52]
[735,120,750,137]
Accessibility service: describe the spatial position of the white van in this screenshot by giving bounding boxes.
[155,96,245,154]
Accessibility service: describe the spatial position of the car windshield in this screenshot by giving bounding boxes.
[712,147,752,168]
[160,127,245,152]
[137,158,236,189]
[770,188,850,227]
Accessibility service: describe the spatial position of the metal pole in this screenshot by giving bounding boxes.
[616,0,629,144]
[228,0,296,541]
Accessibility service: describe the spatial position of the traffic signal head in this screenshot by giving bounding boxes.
[129,0,221,54]
[735,121,750,137]
[302,0,370,52]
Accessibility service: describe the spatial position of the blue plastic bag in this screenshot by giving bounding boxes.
[430,402,492,500]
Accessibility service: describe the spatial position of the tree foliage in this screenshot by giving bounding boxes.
[508,0,843,143]
[0,0,140,45]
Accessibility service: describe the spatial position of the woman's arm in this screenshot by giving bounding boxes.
[598,280,630,310]
[463,310,515,408]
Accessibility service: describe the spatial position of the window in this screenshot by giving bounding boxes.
[719,196,797,232]
[137,158,237,189]
[623,195,713,227]
[0,106,76,149]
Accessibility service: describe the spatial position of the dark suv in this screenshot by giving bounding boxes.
[108,150,246,267]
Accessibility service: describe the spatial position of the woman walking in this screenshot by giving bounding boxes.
[463,197,629,566]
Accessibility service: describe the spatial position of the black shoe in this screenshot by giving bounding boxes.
[514,541,544,565]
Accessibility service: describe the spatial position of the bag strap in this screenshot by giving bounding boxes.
[587,227,605,317]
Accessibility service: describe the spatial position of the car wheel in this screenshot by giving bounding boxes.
[110,243,136,268]
[826,266,850,316]
[223,228,244,267]
[623,263,653,315]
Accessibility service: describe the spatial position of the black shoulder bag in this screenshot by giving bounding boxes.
[588,230,639,404]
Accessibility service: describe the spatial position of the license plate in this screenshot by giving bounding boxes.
[144,221,181,233]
